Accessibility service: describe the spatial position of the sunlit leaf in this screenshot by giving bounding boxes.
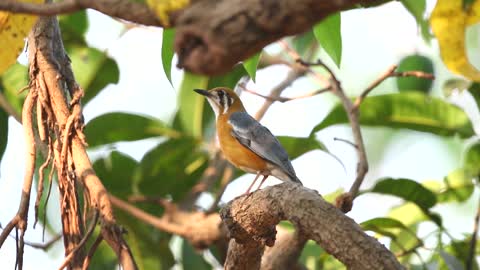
[311,92,474,138]
[177,72,209,137]
[68,45,119,104]
[0,0,41,75]
[136,138,207,200]
[430,0,480,81]
[93,151,138,198]
[243,52,261,82]
[370,178,437,210]
[85,112,179,147]
[0,63,28,116]
[313,13,342,67]
[424,168,475,203]
[361,217,410,232]
[465,142,480,175]
[161,28,175,86]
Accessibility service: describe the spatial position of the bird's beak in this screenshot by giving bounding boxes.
[194,89,212,97]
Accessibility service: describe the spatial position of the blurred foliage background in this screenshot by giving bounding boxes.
[1,0,480,269]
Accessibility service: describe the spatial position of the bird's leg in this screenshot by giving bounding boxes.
[255,175,269,192]
[244,172,262,196]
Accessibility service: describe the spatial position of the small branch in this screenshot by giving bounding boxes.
[467,192,480,270]
[110,194,225,249]
[254,68,306,120]
[0,90,21,123]
[353,65,435,108]
[24,234,62,250]
[298,59,368,213]
[242,85,332,103]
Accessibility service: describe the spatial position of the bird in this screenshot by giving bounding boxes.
[194,87,302,195]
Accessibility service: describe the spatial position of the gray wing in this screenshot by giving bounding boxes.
[228,112,297,180]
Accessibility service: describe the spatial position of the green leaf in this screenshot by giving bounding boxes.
[311,92,475,138]
[370,178,437,210]
[59,11,88,47]
[299,240,323,270]
[0,63,28,116]
[400,0,431,42]
[68,45,119,104]
[291,30,316,57]
[93,151,138,198]
[136,138,208,201]
[424,168,475,203]
[177,72,209,137]
[181,240,210,270]
[468,82,480,110]
[361,217,410,232]
[313,13,342,67]
[85,112,179,148]
[361,217,422,259]
[277,136,327,159]
[465,142,480,175]
[243,52,261,82]
[0,107,7,164]
[161,28,175,86]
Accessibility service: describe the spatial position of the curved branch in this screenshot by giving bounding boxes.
[220,183,404,270]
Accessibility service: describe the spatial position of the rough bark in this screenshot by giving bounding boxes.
[27,16,138,270]
[173,0,384,75]
[220,183,404,270]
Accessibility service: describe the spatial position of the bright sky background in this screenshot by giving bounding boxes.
[1,0,479,268]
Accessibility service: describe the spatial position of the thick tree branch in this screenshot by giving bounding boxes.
[0,0,388,75]
[0,0,160,26]
[220,183,404,269]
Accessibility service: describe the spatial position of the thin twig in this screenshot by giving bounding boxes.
[353,65,435,108]
[58,210,99,270]
[24,234,62,250]
[109,194,188,237]
[467,192,480,270]
[298,58,368,213]
[333,137,358,149]
[242,85,332,103]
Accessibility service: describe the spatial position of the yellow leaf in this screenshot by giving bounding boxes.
[0,0,42,75]
[146,0,190,27]
[430,0,480,82]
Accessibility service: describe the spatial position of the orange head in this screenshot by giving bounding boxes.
[194,87,246,118]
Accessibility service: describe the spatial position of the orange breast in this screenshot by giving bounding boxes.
[217,113,268,173]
